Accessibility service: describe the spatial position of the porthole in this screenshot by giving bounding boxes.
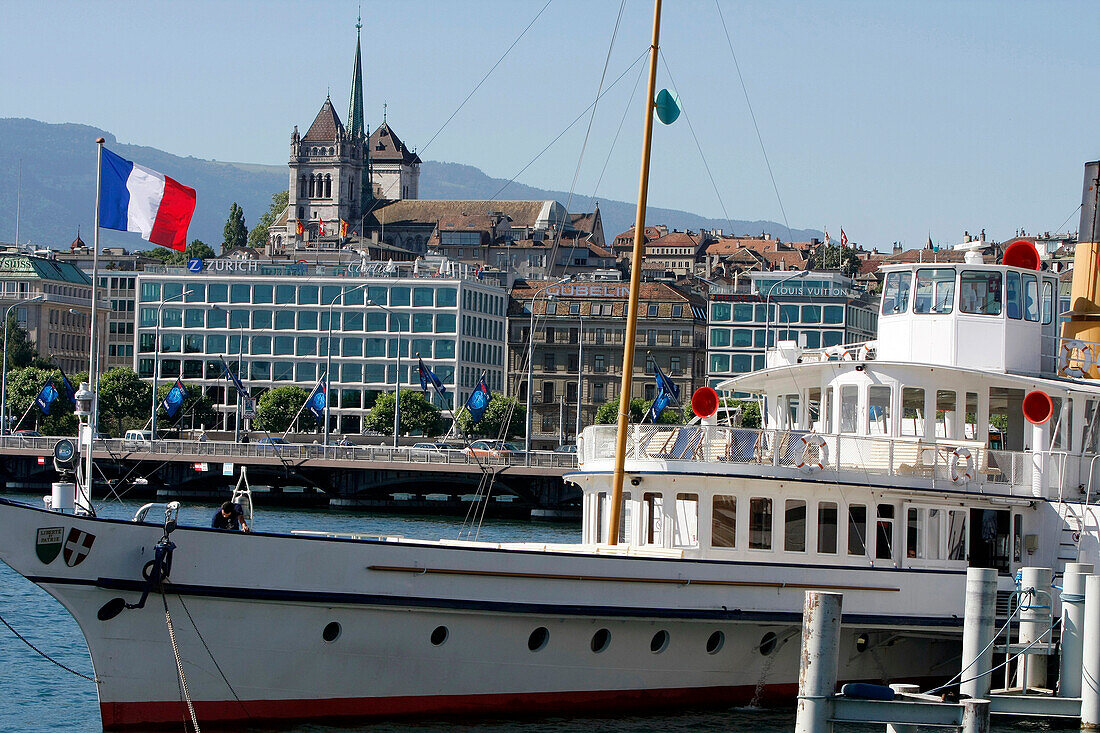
[591,628,611,653]
[706,630,725,655]
[322,622,342,643]
[856,633,869,653]
[431,626,449,646]
[528,626,550,652]
[650,629,670,654]
[759,631,778,656]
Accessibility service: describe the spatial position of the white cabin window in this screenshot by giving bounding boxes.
[901,387,925,437]
[785,500,807,552]
[824,388,834,434]
[906,507,924,559]
[672,493,698,548]
[914,268,955,314]
[840,386,858,434]
[875,504,895,560]
[936,390,957,439]
[749,498,773,550]
[965,392,980,440]
[1006,271,1022,320]
[620,492,632,544]
[848,504,868,556]
[882,271,912,315]
[948,510,967,561]
[818,502,838,554]
[807,388,822,432]
[1023,273,1039,322]
[960,271,1002,316]
[643,492,664,545]
[595,491,607,543]
[711,495,736,548]
[868,386,891,435]
[928,508,943,560]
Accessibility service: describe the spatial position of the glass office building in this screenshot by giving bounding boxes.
[707,272,879,389]
[134,260,506,434]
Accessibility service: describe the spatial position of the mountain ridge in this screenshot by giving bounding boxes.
[0,118,821,250]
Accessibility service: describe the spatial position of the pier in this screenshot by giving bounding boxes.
[0,435,579,518]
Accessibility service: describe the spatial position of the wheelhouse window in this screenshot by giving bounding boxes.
[881,271,911,315]
[959,271,1002,315]
[1042,279,1055,325]
[818,502,838,554]
[1023,273,1039,322]
[913,268,955,314]
[784,500,806,552]
[901,387,925,437]
[868,386,890,435]
[1006,271,1022,320]
[711,496,736,548]
[749,498,773,550]
[839,386,858,434]
[875,504,894,560]
[848,504,867,556]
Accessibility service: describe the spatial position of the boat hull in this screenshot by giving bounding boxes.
[0,499,960,730]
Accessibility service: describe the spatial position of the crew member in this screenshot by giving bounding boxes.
[212,501,250,532]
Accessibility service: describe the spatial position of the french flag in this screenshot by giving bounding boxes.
[99,147,196,251]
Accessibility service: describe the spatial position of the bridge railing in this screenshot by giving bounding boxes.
[0,436,579,470]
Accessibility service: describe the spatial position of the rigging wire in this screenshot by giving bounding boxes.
[419,0,553,157]
[0,610,98,682]
[713,0,792,243]
[591,57,649,201]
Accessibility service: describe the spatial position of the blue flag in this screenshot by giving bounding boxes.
[59,369,77,405]
[221,358,248,398]
[161,379,186,419]
[464,377,492,424]
[648,363,681,422]
[418,358,448,396]
[307,380,327,421]
[35,381,59,415]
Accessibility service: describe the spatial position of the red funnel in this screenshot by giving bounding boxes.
[1003,239,1040,270]
[692,387,719,419]
[1022,390,1053,425]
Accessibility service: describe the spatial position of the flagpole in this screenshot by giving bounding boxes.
[85,138,104,498]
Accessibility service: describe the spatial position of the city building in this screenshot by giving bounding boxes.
[0,253,108,374]
[509,279,707,449]
[707,271,879,390]
[134,260,506,435]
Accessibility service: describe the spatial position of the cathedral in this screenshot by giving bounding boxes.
[270,19,420,252]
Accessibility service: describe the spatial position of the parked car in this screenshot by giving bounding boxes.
[554,444,577,453]
[411,442,459,457]
[13,430,41,438]
[123,430,152,446]
[464,440,519,458]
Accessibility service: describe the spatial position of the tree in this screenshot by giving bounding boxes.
[155,382,217,432]
[248,190,290,250]
[809,244,860,277]
[363,389,443,436]
[97,367,152,436]
[222,202,248,254]
[3,313,37,369]
[723,398,761,428]
[454,395,525,439]
[5,365,81,435]
[254,385,310,433]
[594,397,648,425]
[140,239,215,266]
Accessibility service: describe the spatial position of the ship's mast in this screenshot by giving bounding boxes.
[608,0,662,545]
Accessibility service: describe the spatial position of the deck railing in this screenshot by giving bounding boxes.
[579,424,1070,498]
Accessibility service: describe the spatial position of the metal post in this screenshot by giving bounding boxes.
[524,278,569,456]
[1060,562,1093,698]
[85,138,104,498]
[960,567,998,700]
[1082,575,1100,728]
[885,684,920,733]
[794,590,842,733]
[575,311,583,442]
[1018,566,1053,689]
[960,698,990,733]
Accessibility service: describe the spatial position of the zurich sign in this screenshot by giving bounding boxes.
[187,259,203,273]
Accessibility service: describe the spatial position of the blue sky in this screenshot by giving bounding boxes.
[2,0,1098,249]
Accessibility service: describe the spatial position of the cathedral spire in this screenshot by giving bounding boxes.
[347,12,365,141]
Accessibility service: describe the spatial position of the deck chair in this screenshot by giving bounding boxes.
[656,428,704,460]
[723,429,760,462]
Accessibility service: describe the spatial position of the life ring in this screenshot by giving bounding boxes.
[858,343,873,361]
[576,435,584,466]
[1059,339,1094,378]
[796,434,828,473]
[950,447,974,484]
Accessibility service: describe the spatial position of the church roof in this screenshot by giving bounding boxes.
[368,123,420,164]
[303,98,346,141]
[373,200,548,229]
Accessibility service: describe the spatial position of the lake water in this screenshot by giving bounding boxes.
[0,492,1049,732]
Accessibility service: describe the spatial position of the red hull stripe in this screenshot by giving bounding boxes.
[100,678,943,730]
[148,175,196,251]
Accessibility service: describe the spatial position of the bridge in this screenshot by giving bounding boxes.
[0,436,581,519]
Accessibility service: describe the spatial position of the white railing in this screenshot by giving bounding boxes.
[0,436,578,470]
[580,424,1059,498]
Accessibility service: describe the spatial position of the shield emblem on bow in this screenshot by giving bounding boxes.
[35,527,64,565]
[62,528,96,567]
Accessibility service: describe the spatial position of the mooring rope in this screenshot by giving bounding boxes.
[162,594,200,732]
[0,610,98,682]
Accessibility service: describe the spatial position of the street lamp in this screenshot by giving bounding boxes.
[150,290,193,439]
[0,293,44,433]
[325,282,370,446]
[365,299,403,448]
[524,276,571,455]
[763,270,809,360]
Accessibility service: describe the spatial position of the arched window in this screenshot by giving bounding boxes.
[297,207,304,219]
[329,147,334,156]
[308,175,315,198]
[299,176,307,198]
[324,175,331,198]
